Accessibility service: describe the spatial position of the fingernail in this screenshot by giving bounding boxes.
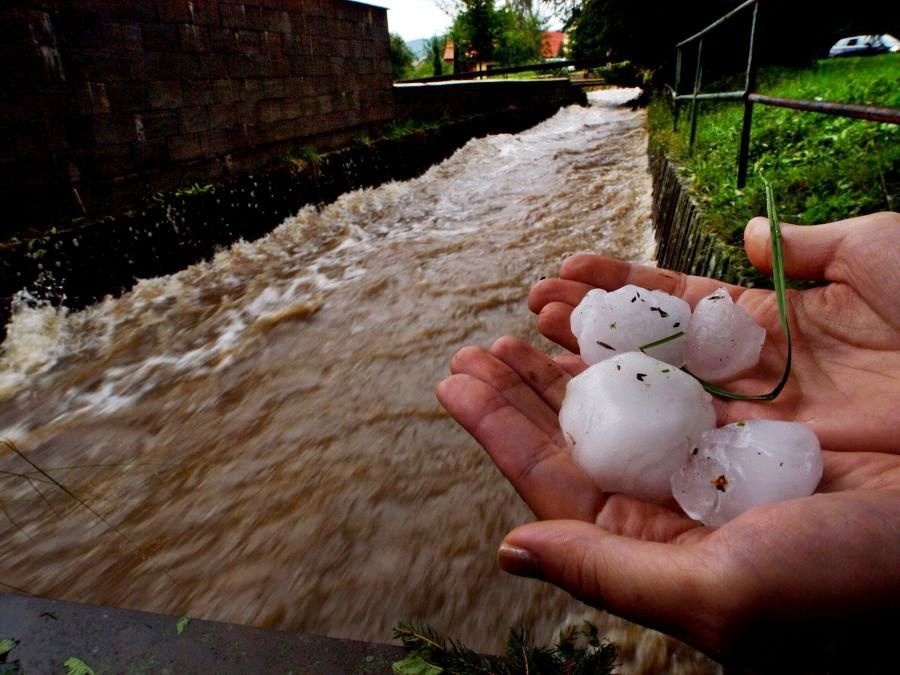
[498,544,543,580]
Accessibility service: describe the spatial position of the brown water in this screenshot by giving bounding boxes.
[0,89,717,673]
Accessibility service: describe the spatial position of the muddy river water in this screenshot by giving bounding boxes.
[0,89,717,672]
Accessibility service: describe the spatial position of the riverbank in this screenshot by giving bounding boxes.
[0,82,585,340]
[647,53,898,284]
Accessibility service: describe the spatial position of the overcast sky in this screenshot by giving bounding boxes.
[366,1,452,41]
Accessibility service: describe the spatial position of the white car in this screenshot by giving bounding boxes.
[828,34,900,58]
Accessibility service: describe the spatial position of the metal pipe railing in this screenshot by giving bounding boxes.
[670,0,900,187]
[676,0,756,47]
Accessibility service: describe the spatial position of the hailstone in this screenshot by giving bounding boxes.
[559,351,716,503]
[684,287,766,382]
[671,420,823,526]
[571,285,691,367]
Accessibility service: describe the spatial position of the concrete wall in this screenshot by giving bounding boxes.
[394,79,585,123]
[0,0,394,236]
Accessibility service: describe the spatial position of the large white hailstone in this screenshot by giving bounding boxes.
[671,420,824,527]
[571,285,691,367]
[559,351,716,503]
[685,287,766,382]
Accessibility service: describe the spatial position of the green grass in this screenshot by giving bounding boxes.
[649,53,899,248]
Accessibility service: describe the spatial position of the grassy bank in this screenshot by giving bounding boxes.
[648,54,899,249]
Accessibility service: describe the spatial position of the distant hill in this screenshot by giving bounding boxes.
[405,38,430,60]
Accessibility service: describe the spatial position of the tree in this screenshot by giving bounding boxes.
[566,1,896,72]
[389,33,414,80]
[449,1,547,70]
[450,0,499,69]
[428,35,445,76]
[496,3,545,66]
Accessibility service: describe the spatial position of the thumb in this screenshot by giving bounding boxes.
[498,521,723,652]
[744,217,848,280]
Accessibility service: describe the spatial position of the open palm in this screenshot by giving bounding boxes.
[436,213,900,669]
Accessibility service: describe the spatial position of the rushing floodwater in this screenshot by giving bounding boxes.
[0,89,718,673]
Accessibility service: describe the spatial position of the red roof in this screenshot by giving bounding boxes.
[541,31,566,58]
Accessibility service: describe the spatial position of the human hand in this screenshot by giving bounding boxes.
[529,211,900,454]
[436,213,900,668]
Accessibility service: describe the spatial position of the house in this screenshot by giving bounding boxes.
[443,31,568,72]
[541,31,566,59]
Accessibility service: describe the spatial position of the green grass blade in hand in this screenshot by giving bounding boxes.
[699,176,792,401]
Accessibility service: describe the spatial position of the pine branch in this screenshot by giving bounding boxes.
[393,621,617,675]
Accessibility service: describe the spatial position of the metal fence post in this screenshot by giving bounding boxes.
[689,40,703,152]
[737,0,760,187]
[673,47,682,131]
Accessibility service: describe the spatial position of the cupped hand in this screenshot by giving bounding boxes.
[436,336,900,668]
[529,212,900,454]
[436,213,900,668]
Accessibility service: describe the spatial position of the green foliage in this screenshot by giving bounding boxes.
[567,0,890,68]
[495,5,545,67]
[429,36,445,77]
[390,33,415,80]
[450,0,500,69]
[383,119,443,140]
[63,657,94,675]
[392,621,617,674]
[0,638,20,675]
[284,144,321,167]
[176,616,191,635]
[649,54,899,249]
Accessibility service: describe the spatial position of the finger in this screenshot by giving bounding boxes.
[528,278,594,314]
[498,520,722,651]
[488,336,570,413]
[536,302,579,353]
[744,217,848,280]
[552,354,587,377]
[450,344,561,436]
[436,375,603,521]
[560,254,743,306]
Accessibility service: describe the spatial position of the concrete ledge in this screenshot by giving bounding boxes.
[0,593,405,673]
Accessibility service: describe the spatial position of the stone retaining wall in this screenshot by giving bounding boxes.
[649,145,758,286]
[1,0,394,236]
[0,96,582,337]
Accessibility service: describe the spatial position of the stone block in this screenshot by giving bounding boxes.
[181,83,213,107]
[180,24,208,52]
[263,9,291,33]
[147,80,183,109]
[142,22,179,51]
[256,98,282,124]
[261,31,283,56]
[202,130,230,156]
[220,3,247,29]
[208,27,237,52]
[234,29,261,53]
[208,102,246,130]
[243,4,267,32]
[91,141,135,176]
[181,106,210,133]
[167,132,204,161]
[141,110,181,142]
[197,53,230,79]
[92,113,139,145]
[159,0,221,26]
[210,79,240,104]
[56,8,104,48]
[78,1,158,23]
[72,82,111,115]
[103,21,143,51]
[105,81,149,113]
[133,140,168,169]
